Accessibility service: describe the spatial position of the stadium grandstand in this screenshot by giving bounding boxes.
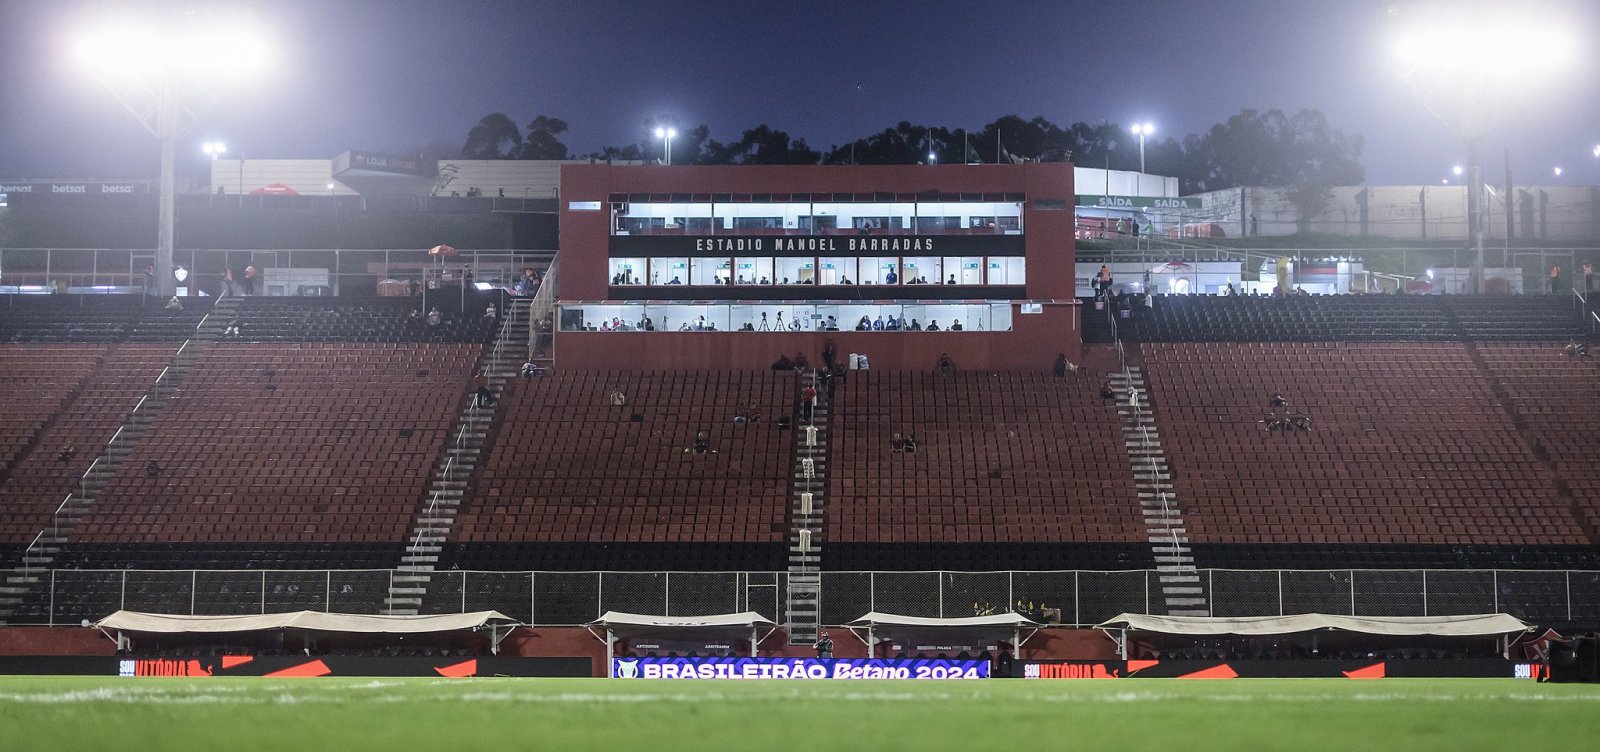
[1,162,1598,675]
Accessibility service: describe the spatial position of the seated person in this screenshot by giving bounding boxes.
[950,320,964,331]
[907,319,923,331]
[1100,383,1117,405]
[891,433,906,453]
[885,315,900,331]
[872,316,884,331]
[1269,392,1287,412]
[946,275,958,285]
[925,320,941,331]
[936,353,955,375]
[686,430,714,454]
[855,316,871,331]
[902,433,918,453]
[667,276,683,285]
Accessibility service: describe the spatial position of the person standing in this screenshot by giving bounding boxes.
[472,369,495,408]
[1584,260,1594,296]
[813,631,834,659]
[1549,265,1561,295]
[243,265,258,296]
[801,383,818,422]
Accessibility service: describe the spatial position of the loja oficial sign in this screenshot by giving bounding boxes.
[612,656,988,680]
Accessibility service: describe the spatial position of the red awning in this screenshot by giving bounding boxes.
[250,183,300,196]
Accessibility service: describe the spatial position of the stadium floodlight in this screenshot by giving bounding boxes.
[1389,3,1578,293]
[927,152,937,164]
[72,10,273,297]
[203,142,227,158]
[654,126,678,166]
[1452,165,1463,176]
[1129,123,1155,173]
[1553,166,1563,177]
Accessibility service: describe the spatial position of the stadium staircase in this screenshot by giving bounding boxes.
[0,295,238,624]
[786,370,831,646]
[1104,303,1210,617]
[384,299,527,615]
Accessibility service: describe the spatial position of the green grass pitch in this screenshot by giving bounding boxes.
[1,676,1598,751]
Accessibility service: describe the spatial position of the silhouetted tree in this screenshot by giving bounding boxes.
[519,116,571,160]
[1186,108,1364,227]
[461,113,522,159]
[704,125,821,165]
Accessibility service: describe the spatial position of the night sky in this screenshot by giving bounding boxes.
[1,0,1596,187]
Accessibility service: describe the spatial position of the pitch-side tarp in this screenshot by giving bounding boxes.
[93,610,516,635]
[1094,613,1530,637]
[584,611,776,639]
[844,612,1040,651]
[845,612,1040,630]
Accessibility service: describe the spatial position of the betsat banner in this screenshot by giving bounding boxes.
[612,657,989,680]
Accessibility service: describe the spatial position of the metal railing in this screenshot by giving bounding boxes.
[4,568,1597,628]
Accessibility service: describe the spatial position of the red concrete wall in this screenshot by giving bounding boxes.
[0,627,117,656]
[554,303,1081,370]
[555,163,1079,372]
[1019,628,1120,661]
[560,163,1075,302]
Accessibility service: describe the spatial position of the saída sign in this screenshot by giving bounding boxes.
[1076,195,1201,210]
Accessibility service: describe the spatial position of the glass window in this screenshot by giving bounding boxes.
[775,258,815,285]
[730,303,817,332]
[614,202,713,235]
[798,214,837,233]
[733,257,773,286]
[689,257,730,286]
[859,257,900,285]
[609,258,645,285]
[941,256,983,285]
[715,202,808,233]
[818,257,856,285]
[651,257,688,286]
[812,202,913,234]
[986,257,1026,285]
[902,256,940,285]
[559,303,644,331]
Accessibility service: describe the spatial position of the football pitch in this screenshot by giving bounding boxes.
[2,676,1598,752]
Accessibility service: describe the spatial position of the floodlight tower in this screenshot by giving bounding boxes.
[1129,123,1155,173]
[1391,5,1577,293]
[74,12,271,296]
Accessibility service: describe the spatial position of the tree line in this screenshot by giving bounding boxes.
[462,110,1365,223]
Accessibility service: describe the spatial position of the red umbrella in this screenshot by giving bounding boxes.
[428,244,459,257]
[250,183,300,196]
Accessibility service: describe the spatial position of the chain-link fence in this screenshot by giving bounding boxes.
[6,569,1599,628]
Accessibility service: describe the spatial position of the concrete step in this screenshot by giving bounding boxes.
[388,587,427,596]
[1164,586,1204,595]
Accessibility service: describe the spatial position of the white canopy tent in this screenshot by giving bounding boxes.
[843,612,1041,655]
[91,610,521,654]
[584,611,777,665]
[1094,613,1532,658]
